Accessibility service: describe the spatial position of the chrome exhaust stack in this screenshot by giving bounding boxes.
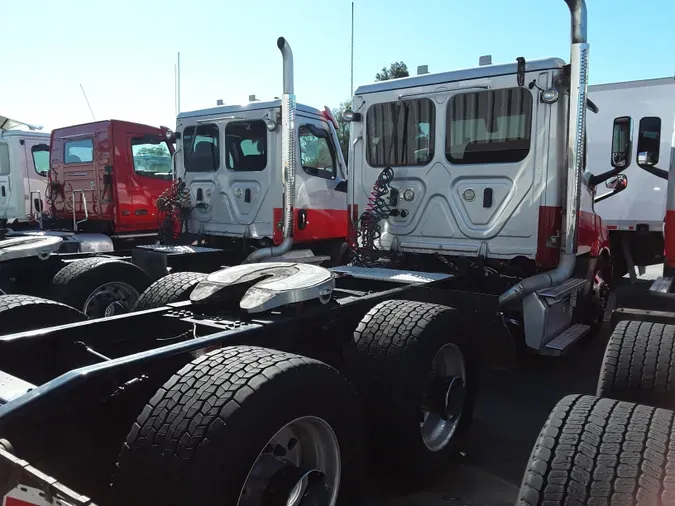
[499,0,589,306]
[245,37,297,263]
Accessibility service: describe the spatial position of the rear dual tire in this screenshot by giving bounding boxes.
[112,299,474,504]
[112,346,363,506]
[49,258,150,318]
[597,320,675,410]
[344,299,474,488]
[518,394,675,505]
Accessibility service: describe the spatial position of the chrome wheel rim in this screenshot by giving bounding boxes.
[238,416,341,506]
[420,343,467,452]
[82,281,139,318]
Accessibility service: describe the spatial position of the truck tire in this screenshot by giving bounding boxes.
[132,271,206,311]
[597,320,675,409]
[518,394,675,505]
[49,257,151,319]
[112,346,363,506]
[0,294,86,335]
[344,299,474,487]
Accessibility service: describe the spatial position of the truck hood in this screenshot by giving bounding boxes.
[0,115,43,132]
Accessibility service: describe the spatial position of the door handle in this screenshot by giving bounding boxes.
[1,186,4,197]
[244,188,251,203]
[483,188,493,208]
[135,209,148,216]
[298,209,307,230]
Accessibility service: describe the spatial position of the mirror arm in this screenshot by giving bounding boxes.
[594,183,627,204]
[639,164,668,180]
[588,167,624,187]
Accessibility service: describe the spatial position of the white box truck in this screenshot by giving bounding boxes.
[589,77,675,278]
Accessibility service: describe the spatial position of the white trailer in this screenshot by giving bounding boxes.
[588,77,675,278]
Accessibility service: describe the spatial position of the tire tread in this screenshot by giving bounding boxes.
[598,320,675,408]
[517,394,675,505]
[133,272,205,311]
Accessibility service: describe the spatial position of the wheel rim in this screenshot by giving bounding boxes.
[82,281,140,318]
[238,416,341,506]
[420,343,467,452]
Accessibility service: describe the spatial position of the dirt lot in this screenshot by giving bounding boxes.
[370,269,661,505]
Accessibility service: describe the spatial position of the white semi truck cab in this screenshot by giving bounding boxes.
[0,115,49,228]
[173,92,349,265]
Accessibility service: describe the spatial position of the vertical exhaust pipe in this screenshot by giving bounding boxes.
[244,37,297,263]
[499,0,589,306]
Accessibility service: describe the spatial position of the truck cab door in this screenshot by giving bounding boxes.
[0,141,11,220]
[126,131,173,232]
[23,140,49,219]
[294,116,348,243]
[184,116,275,240]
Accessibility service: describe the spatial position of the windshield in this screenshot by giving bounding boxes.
[31,145,50,176]
[131,138,173,180]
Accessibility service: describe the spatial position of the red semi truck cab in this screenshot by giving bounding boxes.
[48,120,175,237]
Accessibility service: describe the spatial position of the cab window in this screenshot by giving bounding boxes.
[299,124,337,179]
[64,138,94,164]
[366,98,435,167]
[131,137,173,180]
[446,88,533,164]
[0,143,9,175]
[183,124,219,172]
[31,144,50,176]
[225,120,267,172]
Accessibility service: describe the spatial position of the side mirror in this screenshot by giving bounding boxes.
[595,174,628,204]
[334,177,347,193]
[610,116,633,169]
[587,117,634,187]
[636,116,662,168]
[606,173,628,190]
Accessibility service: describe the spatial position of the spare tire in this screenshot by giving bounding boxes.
[48,257,151,318]
[518,394,675,505]
[112,346,363,506]
[133,271,206,311]
[0,294,86,335]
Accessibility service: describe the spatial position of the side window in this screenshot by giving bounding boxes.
[31,144,50,177]
[131,137,172,180]
[64,138,94,164]
[225,120,267,172]
[446,88,533,164]
[0,142,9,176]
[183,124,219,172]
[299,125,337,179]
[366,98,435,167]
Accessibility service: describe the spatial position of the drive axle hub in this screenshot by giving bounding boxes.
[241,455,328,505]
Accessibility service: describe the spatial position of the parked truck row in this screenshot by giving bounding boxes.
[0,1,674,504]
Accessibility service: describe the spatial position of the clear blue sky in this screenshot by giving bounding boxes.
[2,0,673,132]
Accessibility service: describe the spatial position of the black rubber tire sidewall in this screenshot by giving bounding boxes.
[344,300,475,487]
[133,271,206,311]
[49,258,151,315]
[0,294,86,335]
[112,346,364,506]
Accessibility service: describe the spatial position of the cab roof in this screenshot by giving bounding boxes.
[0,130,50,139]
[354,57,566,96]
[177,100,325,121]
[0,115,43,132]
[51,119,164,134]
